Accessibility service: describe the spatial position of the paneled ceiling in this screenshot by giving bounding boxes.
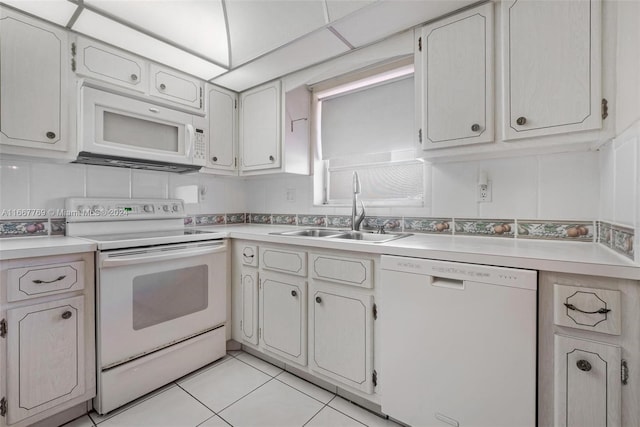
[2,0,477,91]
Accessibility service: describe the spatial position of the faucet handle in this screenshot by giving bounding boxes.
[378,224,386,234]
[354,200,366,231]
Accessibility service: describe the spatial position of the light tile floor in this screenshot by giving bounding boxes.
[63,351,401,427]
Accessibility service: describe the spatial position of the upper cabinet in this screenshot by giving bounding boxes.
[204,84,238,175]
[417,2,494,150]
[502,0,602,140]
[0,8,70,153]
[239,81,310,176]
[149,64,204,110]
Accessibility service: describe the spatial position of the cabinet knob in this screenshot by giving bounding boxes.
[160,83,166,90]
[291,290,297,297]
[269,155,275,162]
[131,74,138,81]
[471,124,481,132]
[61,310,73,320]
[46,131,56,139]
[516,116,527,126]
[576,359,592,372]
[315,296,322,304]
[212,156,218,162]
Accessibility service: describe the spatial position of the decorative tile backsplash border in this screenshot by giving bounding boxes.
[0,212,634,261]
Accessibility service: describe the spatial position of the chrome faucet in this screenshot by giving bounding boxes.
[352,172,365,231]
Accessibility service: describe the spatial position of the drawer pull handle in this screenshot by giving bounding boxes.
[243,253,254,258]
[61,311,73,320]
[564,302,611,315]
[32,275,66,284]
[576,359,592,372]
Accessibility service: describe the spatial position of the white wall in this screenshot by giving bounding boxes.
[0,159,246,217]
[244,150,601,221]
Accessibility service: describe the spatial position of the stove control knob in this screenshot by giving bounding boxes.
[143,204,153,213]
[172,204,179,212]
[163,205,170,212]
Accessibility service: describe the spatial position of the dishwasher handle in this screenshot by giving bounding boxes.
[101,244,225,268]
[431,277,465,290]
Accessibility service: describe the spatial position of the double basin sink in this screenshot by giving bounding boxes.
[270,228,412,243]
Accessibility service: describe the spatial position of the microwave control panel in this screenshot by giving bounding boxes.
[193,128,206,165]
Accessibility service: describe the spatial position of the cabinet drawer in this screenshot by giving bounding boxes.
[260,247,307,276]
[554,284,621,335]
[554,334,621,427]
[7,260,85,302]
[311,254,373,289]
[150,64,203,110]
[241,244,258,267]
[76,38,145,91]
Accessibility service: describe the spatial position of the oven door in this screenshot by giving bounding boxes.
[81,86,195,165]
[97,240,226,369]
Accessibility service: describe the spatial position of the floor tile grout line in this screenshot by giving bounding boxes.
[214,376,278,415]
[328,396,394,426]
[175,355,235,386]
[273,375,337,406]
[175,382,222,418]
[195,413,233,427]
[233,354,285,378]
[301,401,330,427]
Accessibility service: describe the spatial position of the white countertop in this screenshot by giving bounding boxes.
[1,225,637,279]
[201,224,640,280]
[0,236,97,260]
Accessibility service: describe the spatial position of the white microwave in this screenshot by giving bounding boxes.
[78,86,206,173]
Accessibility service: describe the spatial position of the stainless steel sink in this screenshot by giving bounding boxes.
[270,228,412,243]
[329,231,412,243]
[270,229,345,238]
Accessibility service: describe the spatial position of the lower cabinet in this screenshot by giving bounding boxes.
[554,335,621,427]
[259,272,307,366]
[240,269,259,345]
[309,283,374,393]
[6,296,85,425]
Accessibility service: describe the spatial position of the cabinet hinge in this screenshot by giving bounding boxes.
[0,319,6,338]
[0,397,6,417]
[418,37,422,52]
[418,129,422,143]
[602,98,608,120]
[234,99,238,109]
[71,42,76,56]
[622,359,629,385]
[373,303,378,320]
[71,58,76,72]
[258,327,262,338]
[372,370,378,387]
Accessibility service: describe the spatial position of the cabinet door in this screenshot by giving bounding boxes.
[418,2,493,149]
[0,9,68,151]
[309,284,374,393]
[554,335,621,427]
[6,296,85,425]
[503,0,601,140]
[206,85,238,173]
[259,272,307,365]
[150,64,203,110]
[75,37,145,92]
[239,81,282,173]
[241,269,259,345]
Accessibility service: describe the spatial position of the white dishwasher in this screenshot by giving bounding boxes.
[380,256,537,427]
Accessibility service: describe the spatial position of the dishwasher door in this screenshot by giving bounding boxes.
[379,256,537,427]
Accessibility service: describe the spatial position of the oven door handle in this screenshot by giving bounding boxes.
[101,245,225,268]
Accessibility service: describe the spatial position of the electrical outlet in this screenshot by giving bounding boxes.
[478,181,492,202]
[286,188,296,202]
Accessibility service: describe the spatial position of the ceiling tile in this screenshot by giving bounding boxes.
[226,0,327,67]
[325,0,377,22]
[2,0,78,26]
[331,0,476,47]
[84,0,228,66]
[73,9,227,80]
[212,29,350,92]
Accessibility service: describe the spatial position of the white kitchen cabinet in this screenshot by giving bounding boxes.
[6,296,85,425]
[554,335,621,427]
[259,272,307,366]
[416,2,494,149]
[74,37,145,92]
[502,0,602,140]
[0,252,95,427]
[203,84,238,175]
[240,269,259,345]
[0,8,69,153]
[309,282,374,393]
[310,253,373,289]
[239,81,310,175]
[260,246,307,277]
[149,64,203,110]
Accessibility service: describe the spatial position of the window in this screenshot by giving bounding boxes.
[313,60,423,206]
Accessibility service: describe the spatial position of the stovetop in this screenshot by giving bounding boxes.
[76,228,225,250]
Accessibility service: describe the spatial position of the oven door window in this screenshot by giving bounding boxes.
[132,265,208,330]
